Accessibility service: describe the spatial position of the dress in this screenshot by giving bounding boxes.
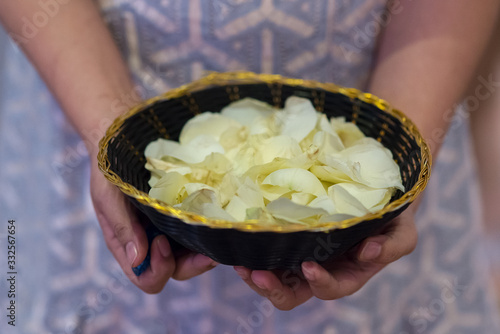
[0,1,499,333]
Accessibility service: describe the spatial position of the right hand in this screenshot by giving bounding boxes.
[235,208,418,310]
[90,157,218,293]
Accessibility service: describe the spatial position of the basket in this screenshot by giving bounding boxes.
[98,72,431,270]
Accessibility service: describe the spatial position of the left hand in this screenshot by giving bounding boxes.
[234,208,417,310]
[90,156,217,294]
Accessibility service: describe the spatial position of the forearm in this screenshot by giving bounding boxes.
[0,1,135,156]
[369,0,499,156]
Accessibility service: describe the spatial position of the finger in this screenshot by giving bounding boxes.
[233,267,267,297]
[93,182,149,268]
[252,270,312,310]
[172,253,218,281]
[302,260,382,300]
[302,212,418,300]
[91,175,166,293]
[134,235,176,294]
[358,214,417,264]
[234,268,312,310]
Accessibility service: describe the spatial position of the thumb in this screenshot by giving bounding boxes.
[357,211,417,264]
[92,179,149,272]
[90,161,154,275]
[91,172,176,293]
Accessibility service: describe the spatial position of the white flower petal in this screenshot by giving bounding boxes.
[318,115,345,149]
[290,192,315,206]
[277,96,318,142]
[260,184,292,201]
[180,188,218,211]
[309,165,353,184]
[218,173,242,207]
[267,198,328,223]
[308,195,336,214]
[146,158,192,175]
[145,136,225,164]
[286,148,318,170]
[145,158,168,187]
[146,96,404,224]
[244,155,315,183]
[232,143,258,176]
[201,203,237,221]
[182,135,225,163]
[149,172,189,205]
[256,135,302,164]
[298,127,318,151]
[237,178,265,207]
[244,158,288,182]
[224,178,265,221]
[192,152,232,174]
[144,138,179,159]
[245,207,278,224]
[219,126,249,152]
[148,174,162,188]
[323,139,404,191]
[183,183,217,197]
[220,97,275,129]
[317,114,336,135]
[180,188,236,221]
[328,184,369,217]
[179,112,241,145]
[262,168,327,197]
[331,117,366,147]
[313,131,344,156]
[333,183,391,212]
[225,196,249,222]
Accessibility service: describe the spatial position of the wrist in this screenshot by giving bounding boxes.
[74,85,142,159]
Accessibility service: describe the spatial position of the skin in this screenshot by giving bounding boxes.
[1,0,498,308]
[470,19,500,302]
[471,20,500,234]
[234,0,500,309]
[0,1,217,294]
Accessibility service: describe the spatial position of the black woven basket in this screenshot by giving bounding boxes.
[98,72,431,270]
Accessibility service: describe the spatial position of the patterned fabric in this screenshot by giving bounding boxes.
[0,1,499,333]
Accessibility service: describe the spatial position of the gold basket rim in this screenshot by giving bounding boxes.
[97,71,432,233]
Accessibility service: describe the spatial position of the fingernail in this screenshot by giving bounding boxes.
[157,236,171,259]
[252,277,267,290]
[361,241,382,261]
[126,241,138,266]
[302,262,316,281]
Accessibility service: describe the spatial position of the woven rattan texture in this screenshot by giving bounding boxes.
[109,84,420,198]
[99,73,430,269]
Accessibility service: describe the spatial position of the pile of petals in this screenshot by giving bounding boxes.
[144,96,404,226]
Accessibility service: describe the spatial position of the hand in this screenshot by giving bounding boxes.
[234,209,417,310]
[89,158,218,293]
